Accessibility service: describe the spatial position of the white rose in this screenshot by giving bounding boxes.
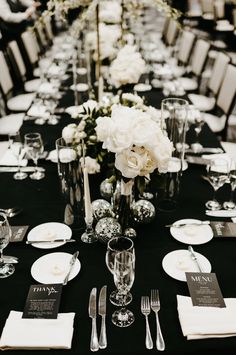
[59,148,77,163]
[115,148,143,178]
[62,124,78,144]
[80,156,100,174]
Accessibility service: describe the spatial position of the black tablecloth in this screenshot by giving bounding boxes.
[1,87,236,354]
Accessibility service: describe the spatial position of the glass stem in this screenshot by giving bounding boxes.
[0,250,3,266]
[34,159,38,174]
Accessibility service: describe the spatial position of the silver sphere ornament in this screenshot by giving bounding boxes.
[124,228,137,239]
[95,217,122,243]
[131,200,156,224]
[100,179,113,200]
[92,199,113,220]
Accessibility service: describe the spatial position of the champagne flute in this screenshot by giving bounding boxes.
[24,132,45,180]
[8,132,27,180]
[0,213,15,278]
[111,251,135,327]
[106,237,134,306]
[223,160,236,210]
[205,158,229,210]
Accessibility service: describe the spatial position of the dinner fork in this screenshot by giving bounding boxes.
[141,296,153,349]
[150,289,165,351]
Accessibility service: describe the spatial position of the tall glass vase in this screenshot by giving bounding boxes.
[116,179,134,234]
[56,138,85,229]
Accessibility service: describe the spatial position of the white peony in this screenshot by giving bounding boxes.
[99,1,122,23]
[109,45,146,88]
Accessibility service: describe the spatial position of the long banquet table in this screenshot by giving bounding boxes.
[1,85,236,355]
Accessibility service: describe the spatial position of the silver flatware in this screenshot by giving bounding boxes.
[62,251,79,285]
[98,285,107,349]
[150,289,165,351]
[26,239,76,244]
[0,167,45,173]
[206,210,236,217]
[2,256,18,264]
[188,246,203,272]
[141,296,153,350]
[0,207,22,218]
[89,287,99,352]
[165,220,210,228]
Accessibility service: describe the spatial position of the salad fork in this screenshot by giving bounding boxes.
[141,296,153,349]
[150,289,165,351]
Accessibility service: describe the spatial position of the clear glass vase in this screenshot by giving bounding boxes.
[116,179,134,233]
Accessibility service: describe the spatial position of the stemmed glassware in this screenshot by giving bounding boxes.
[223,160,236,210]
[0,213,15,278]
[205,158,229,210]
[24,133,45,180]
[8,132,27,180]
[191,114,205,153]
[105,237,134,306]
[111,251,135,327]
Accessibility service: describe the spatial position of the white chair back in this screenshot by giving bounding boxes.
[21,30,39,65]
[208,52,230,95]
[8,41,26,78]
[214,0,225,19]
[35,22,48,48]
[177,30,195,64]
[44,17,54,41]
[190,38,210,76]
[233,8,236,27]
[187,0,202,16]
[200,0,214,14]
[0,52,13,96]
[217,64,236,114]
[165,19,179,46]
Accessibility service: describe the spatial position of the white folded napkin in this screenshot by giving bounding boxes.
[206,210,236,218]
[201,153,231,165]
[0,149,27,166]
[177,295,236,340]
[0,114,24,135]
[0,311,75,350]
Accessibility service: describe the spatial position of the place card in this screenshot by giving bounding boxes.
[10,226,29,242]
[186,272,226,308]
[211,221,236,237]
[22,284,63,319]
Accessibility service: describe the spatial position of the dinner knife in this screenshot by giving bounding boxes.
[89,288,99,352]
[0,167,45,173]
[26,239,76,244]
[62,251,79,285]
[188,246,203,272]
[98,285,107,349]
[165,221,210,228]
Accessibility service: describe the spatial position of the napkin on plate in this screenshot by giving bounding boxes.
[0,149,27,166]
[177,295,236,340]
[27,105,50,119]
[0,311,75,350]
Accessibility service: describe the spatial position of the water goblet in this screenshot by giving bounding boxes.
[24,132,45,180]
[0,213,15,278]
[111,251,135,327]
[205,158,229,210]
[191,113,205,153]
[8,132,27,180]
[105,237,134,306]
[223,161,236,210]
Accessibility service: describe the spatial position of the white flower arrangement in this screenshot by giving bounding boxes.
[95,105,173,179]
[109,45,146,88]
[85,23,121,61]
[80,156,101,174]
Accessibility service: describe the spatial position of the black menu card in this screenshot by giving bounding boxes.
[10,226,29,242]
[22,284,63,319]
[186,272,226,308]
[211,221,236,237]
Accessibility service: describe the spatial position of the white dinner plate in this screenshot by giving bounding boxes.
[70,83,89,92]
[134,83,152,92]
[31,252,81,284]
[170,219,213,245]
[27,222,72,249]
[162,249,211,282]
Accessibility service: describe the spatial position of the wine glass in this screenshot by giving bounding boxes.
[205,158,229,210]
[223,160,236,210]
[0,213,15,278]
[8,132,27,180]
[24,133,45,180]
[111,251,135,327]
[105,237,134,306]
[191,113,205,153]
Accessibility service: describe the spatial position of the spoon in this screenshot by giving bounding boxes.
[0,207,22,218]
[2,255,19,264]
